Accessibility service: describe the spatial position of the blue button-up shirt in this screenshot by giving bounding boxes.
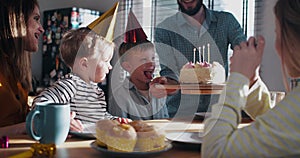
[155,5,246,117]
[108,77,169,120]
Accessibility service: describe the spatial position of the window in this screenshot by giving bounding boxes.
[212,0,256,38]
[151,0,178,39]
[116,0,257,78]
[119,0,257,41]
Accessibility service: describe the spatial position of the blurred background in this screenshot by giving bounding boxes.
[32,0,282,98]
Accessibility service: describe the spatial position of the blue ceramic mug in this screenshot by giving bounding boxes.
[26,102,70,145]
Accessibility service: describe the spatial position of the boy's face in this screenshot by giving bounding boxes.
[88,48,113,83]
[124,48,156,84]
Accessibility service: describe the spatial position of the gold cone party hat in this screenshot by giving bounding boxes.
[87,2,119,42]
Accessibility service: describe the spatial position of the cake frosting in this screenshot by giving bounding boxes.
[95,120,166,152]
[96,119,137,152]
[95,119,120,147]
[179,61,225,84]
[129,121,165,152]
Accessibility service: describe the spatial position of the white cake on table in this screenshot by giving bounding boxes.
[179,61,225,84]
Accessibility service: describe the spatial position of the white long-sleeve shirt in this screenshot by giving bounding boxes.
[203,72,300,157]
[32,73,114,125]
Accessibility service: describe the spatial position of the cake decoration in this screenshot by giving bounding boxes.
[180,44,225,84]
[95,120,166,152]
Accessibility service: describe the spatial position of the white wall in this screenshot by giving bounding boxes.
[258,0,285,91]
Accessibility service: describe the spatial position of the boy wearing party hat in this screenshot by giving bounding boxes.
[109,10,169,120]
[32,2,129,132]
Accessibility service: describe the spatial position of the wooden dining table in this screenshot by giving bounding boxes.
[0,135,202,158]
[0,119,204,158]
[0,117,251,158]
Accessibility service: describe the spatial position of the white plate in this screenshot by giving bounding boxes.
[166,132,202,144]
[90,141,172,158]
[195,112,211,118]
[69,123,96,139]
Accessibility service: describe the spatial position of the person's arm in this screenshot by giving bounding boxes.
[202,72,300,157]
[154,27,180,80]
[32,78,83,132]
[0,122,26,136]
[32,78,76,107]
[202,73,257,157]
[226,12,247,49]
[229,45,271,119]
[203,36,288,157]
[149,76,179,98]
[70,112,83,132]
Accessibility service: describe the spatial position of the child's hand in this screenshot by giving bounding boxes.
[149,77,178,98]
[69,112,83,132]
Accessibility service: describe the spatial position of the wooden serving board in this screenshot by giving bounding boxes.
[143,119,250,133]
[180,83,225,90]
[154,83,225,94]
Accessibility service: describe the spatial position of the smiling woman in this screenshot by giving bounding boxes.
[0,0,44,135]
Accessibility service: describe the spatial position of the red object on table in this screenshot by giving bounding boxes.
[1,136,9,148]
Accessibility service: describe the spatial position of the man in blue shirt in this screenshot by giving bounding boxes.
[153,0,246,117]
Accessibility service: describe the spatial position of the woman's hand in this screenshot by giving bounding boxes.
[230,36,265,80]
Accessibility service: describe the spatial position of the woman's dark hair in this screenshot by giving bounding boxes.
[0,0,39,90]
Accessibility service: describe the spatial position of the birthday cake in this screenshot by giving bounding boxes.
[179,61,225,84]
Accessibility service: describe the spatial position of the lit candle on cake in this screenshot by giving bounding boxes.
[207,43,210,63]
[193,48,196,64]
[202,45,205,62]
[198,47,201,63]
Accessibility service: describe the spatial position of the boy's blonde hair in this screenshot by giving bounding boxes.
[118,40,155,63]
[60,27,115,68]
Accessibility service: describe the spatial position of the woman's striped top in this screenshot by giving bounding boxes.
[203,72,300,157]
